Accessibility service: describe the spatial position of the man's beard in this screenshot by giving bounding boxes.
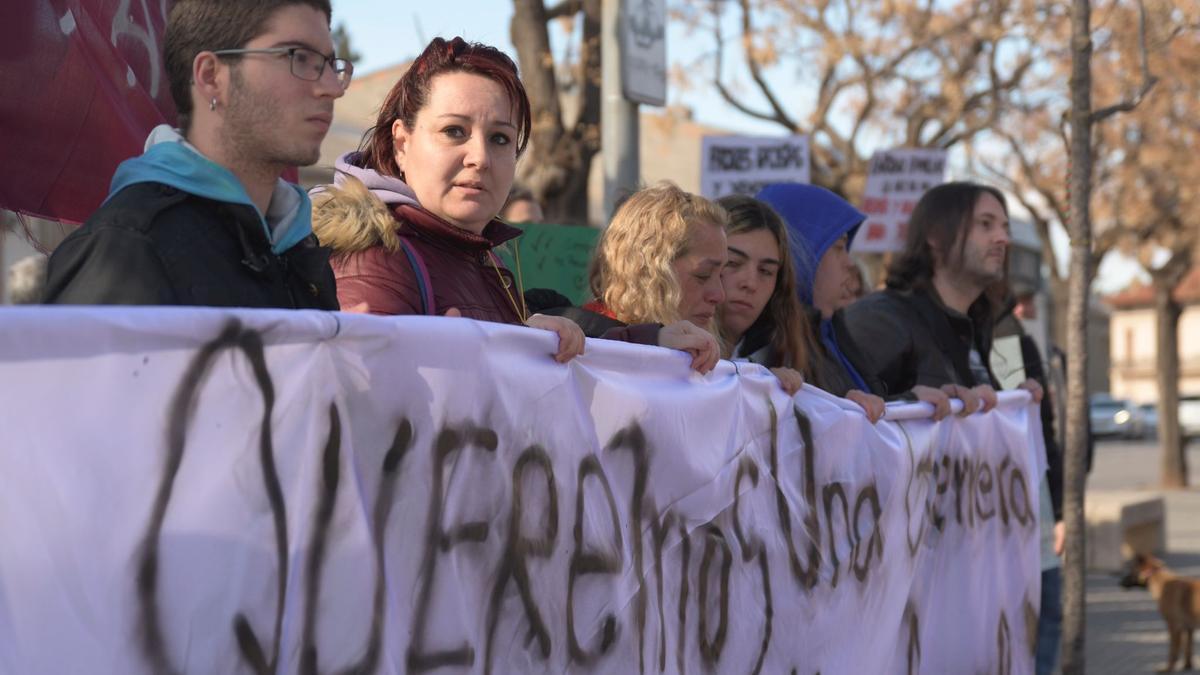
[958,255,1004,289]
[223,68,320,169]
[940,246,1004,296]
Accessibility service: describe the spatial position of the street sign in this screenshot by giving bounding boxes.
[621,0,666,106]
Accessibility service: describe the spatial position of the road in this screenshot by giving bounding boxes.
[1083,437,1200,674]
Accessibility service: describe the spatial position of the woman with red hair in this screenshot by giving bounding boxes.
[312,37,583,361]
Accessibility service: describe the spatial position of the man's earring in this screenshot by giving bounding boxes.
[210,97,217,111]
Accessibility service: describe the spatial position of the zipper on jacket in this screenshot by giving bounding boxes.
[276,254,298,308]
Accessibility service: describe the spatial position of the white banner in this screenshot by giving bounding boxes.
[0,308,1043,674]
[853,148,948,253]
[700,135,810,199]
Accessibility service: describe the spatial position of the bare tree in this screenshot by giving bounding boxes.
[1060,0,1176,669]
[510,0,601,224]
[984,0,1199,491]
[979,0,1192,326]
[1100,3,1200,489]
[677,0,1052,200]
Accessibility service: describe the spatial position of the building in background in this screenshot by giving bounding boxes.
[1107,270,1200,403]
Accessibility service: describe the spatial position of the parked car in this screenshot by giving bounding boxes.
[1089,394,1144,439]
[1139,403,1158,439]
[1178,395,1200,439]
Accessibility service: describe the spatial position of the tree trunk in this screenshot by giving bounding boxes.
[1060,0,1094,672]
[1155,275,1187,487]
[531,145,593,226]
[510,0,601,225]
[1047,275,1070,354]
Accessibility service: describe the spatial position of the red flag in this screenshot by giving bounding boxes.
[0,0,176,224]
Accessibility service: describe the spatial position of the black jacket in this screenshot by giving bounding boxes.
[43,182,338,310]
[806,307,892,398]
[525,289,661,344]
[842,286,1000,393]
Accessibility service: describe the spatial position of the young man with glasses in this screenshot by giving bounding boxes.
[43,0,352,308]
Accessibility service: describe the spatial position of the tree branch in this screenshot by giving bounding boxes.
[709,2,797,129]
[1093,225,1124,261]
[544,0,582,21]
[1004,132,1068,227]
[735,0,799,130]
[571,0,601,142]
[1091,0,1158,123]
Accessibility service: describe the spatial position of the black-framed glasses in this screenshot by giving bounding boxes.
[212,46,353,89]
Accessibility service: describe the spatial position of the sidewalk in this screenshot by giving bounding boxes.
[1084,440,1200,673]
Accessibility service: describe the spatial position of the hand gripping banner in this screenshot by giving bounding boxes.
[0,308,1045,674]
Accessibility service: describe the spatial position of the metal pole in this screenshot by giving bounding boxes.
[601,0,640,223]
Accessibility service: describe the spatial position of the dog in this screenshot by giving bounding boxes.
[1121,553,1200,672]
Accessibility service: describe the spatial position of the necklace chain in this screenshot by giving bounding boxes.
[487,250,527,323]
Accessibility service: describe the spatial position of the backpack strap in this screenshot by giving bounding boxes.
[397,235,436,316]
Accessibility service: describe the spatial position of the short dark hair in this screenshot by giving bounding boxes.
[886,181,1008,291]
[362,37,532,178]
[164,0,332,132]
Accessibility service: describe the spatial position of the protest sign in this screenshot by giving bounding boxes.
[852,149,948,253]
[496,223,600,305]
[700,135,811,199]
[0,307,1043,674]
[0,1,175,223]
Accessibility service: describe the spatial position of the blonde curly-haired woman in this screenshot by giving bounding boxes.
[531,182,727,373]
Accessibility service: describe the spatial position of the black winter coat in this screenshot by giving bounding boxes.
[841,286,1000,393]
[804,307,891,398]
[43,182,339,310]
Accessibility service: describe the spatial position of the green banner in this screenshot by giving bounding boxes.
[497,222,600,305]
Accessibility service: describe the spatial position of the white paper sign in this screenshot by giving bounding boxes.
[0,307,1043,674]
[700,134,811,199]
[621,0,666,106]
[853,148,948,253]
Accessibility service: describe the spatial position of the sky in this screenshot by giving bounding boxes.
[331,0,780,134]
[334,2,513,75]
[330,1,1145,293]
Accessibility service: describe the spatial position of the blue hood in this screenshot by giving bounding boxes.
[756,183,865,304]
[107,126,313,255]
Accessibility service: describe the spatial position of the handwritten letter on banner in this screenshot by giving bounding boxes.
[0,308,1044,674]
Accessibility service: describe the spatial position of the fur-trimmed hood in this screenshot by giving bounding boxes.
[310,151,419,254]
[314,151,421,207]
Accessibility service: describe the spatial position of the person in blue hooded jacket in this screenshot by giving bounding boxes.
[755,183,954,419]
[43,0,350,309]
